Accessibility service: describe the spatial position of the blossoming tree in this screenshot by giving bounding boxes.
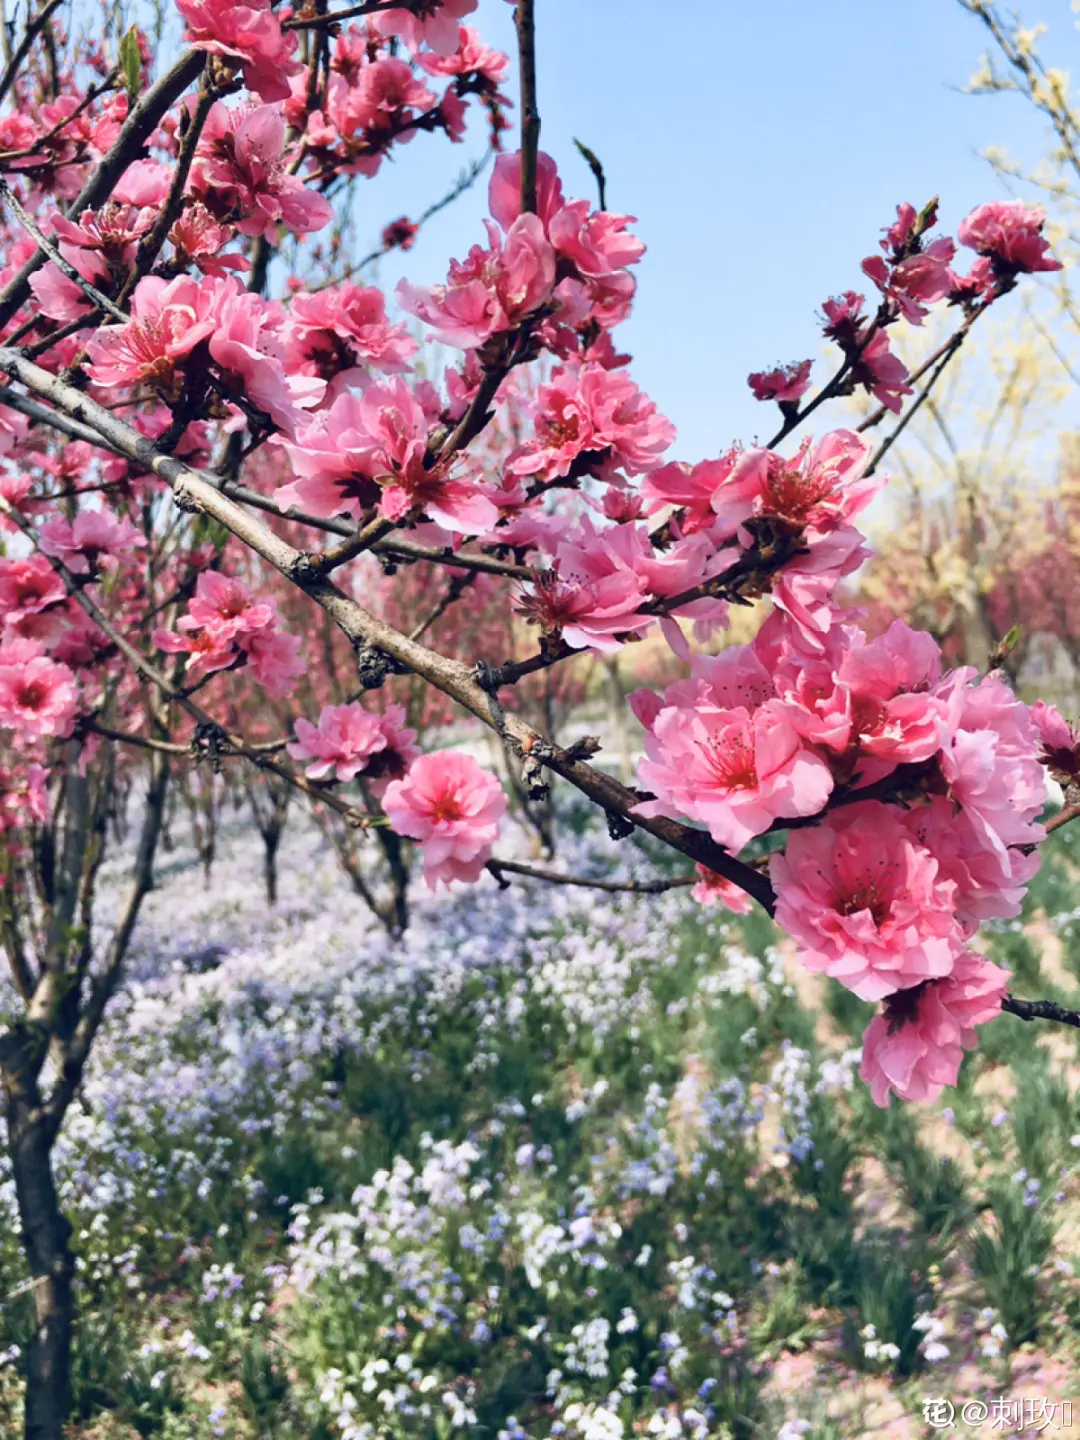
[0,0,1079,1432]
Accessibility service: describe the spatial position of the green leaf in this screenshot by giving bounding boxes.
[119,26,142,101]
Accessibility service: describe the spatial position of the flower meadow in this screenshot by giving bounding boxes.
[0,798,1077,1439]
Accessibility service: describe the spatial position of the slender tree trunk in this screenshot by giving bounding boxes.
[263,828,279,907]
[4,1058,71,1440]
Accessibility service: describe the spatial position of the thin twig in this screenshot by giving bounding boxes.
[487,858,694,894]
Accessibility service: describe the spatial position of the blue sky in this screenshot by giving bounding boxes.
[358,0,1071,461]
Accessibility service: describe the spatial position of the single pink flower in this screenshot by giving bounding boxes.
[84,274,219,394]
[859,952,1008,1106]
[179,571,274,644]
[1030,700,1080,783]
[283,283,417,386]
[382,750,507,889]
[287,702,389,782]
[175,0,303,102]
[0,639,78,740]
[770,802,966,1002]
[690,865,753,914]
[633,646,834,852]
[38,511,145,575]
[372,0,478,57]
[241,627,304,698]
[748,360,812,405]
[958,200,1061,278]
[365,705,421,798]
[0,555,66,630]
[488,149,565,232]
[548,198,645,278]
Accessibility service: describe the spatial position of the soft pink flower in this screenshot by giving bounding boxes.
[175,0,303,102]
[382,749,507,889]
[38,511,145,575]
[640,454,738,534]
[0,639,78,740]
[836,618,946,779]
[192,102,333,240]
[288,702,389,782]
[515,563,650,654]
[770,802,966,1002]
[859,952,1008,1106]
[241,627,304,697]
[904,794,1040,925]
[278,381,497,533]
[416,24,509,86]
[935,670,1047,855]
[712,430,880,540]
[283,283,417,386]
[633,646,834,852]
[748,360,812,405]
[0,555,66,630]
[1030,699,1080,782]
[84,274,219,394]
[548,198,645,278]
[326,58,436,153]
[208,281,325,433]
[488,149,566,232]
[180,571,274,644]
[397,214,555,349]
[365,705,421,797]
[168,203,247,278]
[508,363,674,481]
[690,864,753,914]
[373,0,478,56]
[958,200,1061,278]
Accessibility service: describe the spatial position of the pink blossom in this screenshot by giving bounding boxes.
[84,274,219,394]
[548,198,645,277]
[382,749,507,889]
[836,618,946,779]
[397,214,555,349]
[278,382,497,533]
[365,706,421,797]
[641,455,738,534]
[416,25,509,86]
[958,200,1061,278]
[748,360,812,405]
[0,639,78,740]
[859,952,1008,1106]
[327,58,436,149]
[192,103,333,240]
[283,283,417,386]
[633,646,834,852]
[771,802,966,1002]
[180,571,274,644]
[288,702,389,782]
[0,555,67,631]
[935,670,1047,855]
[373,0,478,57]
[904,795,1040,925]
[208,281,325,432]
[175,0,303,103]
[515,524,654,654]
[38,511,145,575]
[241,627,304,698]
[153,625,237,685]
[1030,699,1080,782]
[508,363,674,481]
[169,204,248,278]
[488,150,566,232]
[712,430,880,540]
[690,865,753,914]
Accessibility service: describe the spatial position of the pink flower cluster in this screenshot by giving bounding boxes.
[632,604,1048,1105]
[398,150,645,354]
[383,749,507,889]
[154,570,303,698]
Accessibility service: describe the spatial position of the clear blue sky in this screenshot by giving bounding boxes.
[359,0,1069,461]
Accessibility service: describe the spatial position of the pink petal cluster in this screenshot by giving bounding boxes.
[283,283,418,389]
[0,638,78,740]
[190,103,334,240]
[859,953,1008,1106]
[38,511,145,575]
[382,750,507,889]
[175,0,303,103]
[747,359,812,406]
[632,644,834,852]
[154,571,302,698]
[507,362,675,482]
[958,200,1062,279]
[771,802,965,1001]
[373,0,478,56]
[1030,700,1080,782]
[287,701,419,788]
[690,864,753,914]
[277,381,497,534]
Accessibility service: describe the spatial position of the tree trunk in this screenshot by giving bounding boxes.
[263,829,279,907]
[5,1067,72,1440]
